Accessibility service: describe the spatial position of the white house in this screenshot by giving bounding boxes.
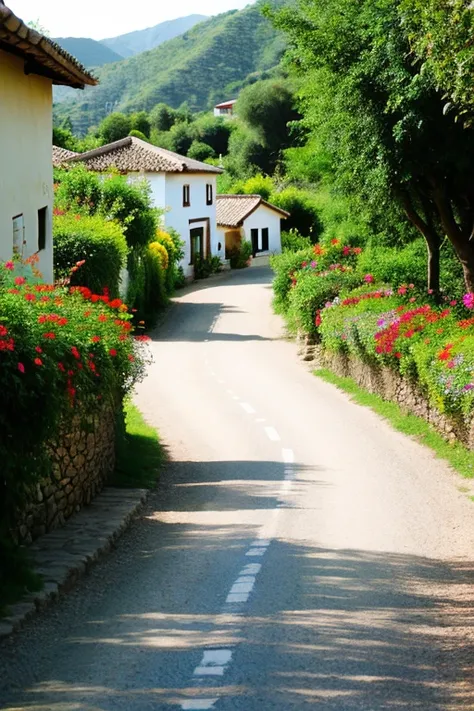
[0,1,96,282]
[68,137,224,278]
[214,100,237,118]
[216,194,289,258]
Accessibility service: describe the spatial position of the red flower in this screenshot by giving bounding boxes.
[134,335,151,342]
[109,348,117,356]
[58,362,65,372]
[43,332,56,339]
[17,362,25,373]
[0,338,14,351]
[109,298,122,309]
[14,276,26,286]
[34,357,43,366]
[4,261,14,271]
[57,317,68,326]
[0,325,8,337]
[98,314,108,323]
[128,355,134,362]
[91,335,101,343]
[71,346,80,360]
[331,238,339,245]
[35,346,43,353]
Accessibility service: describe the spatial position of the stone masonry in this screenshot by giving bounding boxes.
[14,406,116,545]
[296,331,474,450]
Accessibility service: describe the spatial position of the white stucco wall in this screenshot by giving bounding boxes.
[159,172,222,277]
[242,205,284,255]
[0,50,54,282]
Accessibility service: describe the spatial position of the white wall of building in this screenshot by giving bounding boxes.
[242,205,284,255]
[160,172,223,277]
[0,50,54,282]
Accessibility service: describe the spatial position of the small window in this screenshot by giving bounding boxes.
[38,207,47,251]
[12,214,24,255]
[206,183,213,206]
[262,227,269,252]
[183,184,190,207]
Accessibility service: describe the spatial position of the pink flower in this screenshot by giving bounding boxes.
[463,384,474,392]
[364,274,374,283]
[450,300,457,306]
[398,286,407,295]
[5,261,14,271]
[463,293,474,309]
[14,276,26,286]
[428,289,434,295]
[17,362,25,373]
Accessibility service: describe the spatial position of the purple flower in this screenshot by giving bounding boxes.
[377,318,386,327]
[311,260,317,268]
[463,293,474,309]
[464,384,474,392]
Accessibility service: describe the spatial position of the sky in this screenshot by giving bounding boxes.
[10,0,254,40]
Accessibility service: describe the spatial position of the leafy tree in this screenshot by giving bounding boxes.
[129,129,149,142]
[167,122,194,155]
[130,111,151,138]
[271,0,474,292]
[187,141,215,161]
[53,126,77,151]
[191,115,233,156]
[149,103,177,132]
[99,112,132,144]
[400,0,474,122]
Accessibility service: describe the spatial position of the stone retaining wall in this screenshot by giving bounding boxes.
[14,407,116,545]
[296,332,474,450]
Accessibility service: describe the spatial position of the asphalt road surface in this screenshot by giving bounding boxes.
[1,265,474,710]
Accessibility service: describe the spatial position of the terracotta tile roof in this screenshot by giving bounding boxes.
[52,145,78,166]
[0,2,97,88]
[216,194,290,228]
[68,137,224,174]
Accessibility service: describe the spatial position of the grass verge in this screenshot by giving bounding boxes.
[315,367,474,480]
[112,400,165,488]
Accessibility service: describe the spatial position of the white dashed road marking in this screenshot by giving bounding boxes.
[240,402,256,414]
[193,649,233,677]
[181,701,218,710]
[282,448,295,464]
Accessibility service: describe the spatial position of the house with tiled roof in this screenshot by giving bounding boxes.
[216,194,289,258]
[68,136,225,277]
[52,146,78,166]
[0,1,96,281]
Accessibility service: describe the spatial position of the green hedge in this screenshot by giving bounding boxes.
[53,213,128,296]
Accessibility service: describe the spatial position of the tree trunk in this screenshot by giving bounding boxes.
[399,190,441,294]
[431,184,474,292]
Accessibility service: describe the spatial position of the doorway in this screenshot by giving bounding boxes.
[190,227,204,265]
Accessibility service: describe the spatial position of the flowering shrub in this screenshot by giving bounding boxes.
[149,241,169,271]
[0,259,148,542]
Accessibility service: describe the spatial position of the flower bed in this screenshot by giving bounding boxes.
[0,258,149,566]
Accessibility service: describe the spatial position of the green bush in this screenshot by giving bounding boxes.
[287,268,360,335]
[194,255,222,279]
[55,165,102,214]
[271,187,322,239]
[281,229,312,252]
[53,213,128,296]
[270,247,314,313]
[229,240,253,269]
[187,140,216,162]
[126,245,167,325]
[100,176,158,248]
[356,241,427,291]
[129,129,149,142]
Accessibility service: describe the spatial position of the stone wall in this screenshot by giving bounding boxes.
[296,332,474,450]
[14,406,116,545]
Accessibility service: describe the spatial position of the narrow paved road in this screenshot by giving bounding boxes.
[1,265,474,710]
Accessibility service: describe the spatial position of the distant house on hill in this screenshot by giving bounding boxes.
[67,136,224,278]
[216,194,289,258]
[214,99,237,117]
[0,1,96,282]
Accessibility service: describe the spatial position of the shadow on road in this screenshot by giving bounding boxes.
[1,457,473,710]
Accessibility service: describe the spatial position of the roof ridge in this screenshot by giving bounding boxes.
[217,194,261,199]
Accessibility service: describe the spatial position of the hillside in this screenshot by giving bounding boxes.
[101,15,208,58]
[54,2,287,134]
[53,37,123,67]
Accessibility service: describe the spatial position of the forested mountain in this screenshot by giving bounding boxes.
[53,37,123,67]
[101,15,208,58]
[54,2,287,134]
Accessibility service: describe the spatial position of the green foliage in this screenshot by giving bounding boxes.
[228,240,253,269]
[270,247,314,312]
[271,187,321,239]
[53,125,77,151]
[155,228,186,292]
[99,112,132,143]
[129,129,149,141]
[230,174,274,200]
[287,268,360,335]
[130,111,151,137]
[149,103,178,132]
[53,213,128,296]
[55,165,102,214]
[281,228,312,252]
[357,241,428,292]
[52,36,123,67]
[187,140,215,161]
[191,115,233,156]
[99,176,158,248]
[127,246,167,325]
[194,255,222,279]
[54,4,286,133]
[167,122,194,155]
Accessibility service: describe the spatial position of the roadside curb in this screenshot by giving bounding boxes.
[0,487,148,639]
